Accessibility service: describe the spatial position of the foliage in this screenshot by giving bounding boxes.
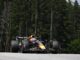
[0,0,80,53]
[66,39,80,53]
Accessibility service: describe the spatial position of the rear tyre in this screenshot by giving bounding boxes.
[11,40,19,52]
[11,45,19,52]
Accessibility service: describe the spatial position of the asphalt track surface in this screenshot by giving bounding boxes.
[0,53,80,60]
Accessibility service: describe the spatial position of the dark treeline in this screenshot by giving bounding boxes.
[0,0,80,53]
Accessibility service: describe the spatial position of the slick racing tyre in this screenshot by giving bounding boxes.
[11,40,19,52]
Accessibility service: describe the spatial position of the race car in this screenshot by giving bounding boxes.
[11,36,46,53]
[11,36,60,53]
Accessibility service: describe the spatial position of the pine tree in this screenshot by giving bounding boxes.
[0,0,5,51]
[51,0,68,51]
[65,0,74,40]
[11,0,32,36]
[52,0,68,40]
[37,0,51,38]
[73,0,80,39]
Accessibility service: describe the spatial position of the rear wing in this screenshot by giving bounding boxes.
[16,36,28,40]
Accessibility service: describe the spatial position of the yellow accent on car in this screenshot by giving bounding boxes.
[39,43,46,50]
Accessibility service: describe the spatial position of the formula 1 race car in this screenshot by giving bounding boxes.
[11,36,60,53]
[11,36,47,53]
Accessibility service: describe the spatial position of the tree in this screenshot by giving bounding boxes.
[10,0,32,36]
[73,0,80,39]
[52,0,68,40]
[66,0,80,53]
[67,39,80,53]
[37,0,51,38]
[65,0,74,41]
[0,0,5,51]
